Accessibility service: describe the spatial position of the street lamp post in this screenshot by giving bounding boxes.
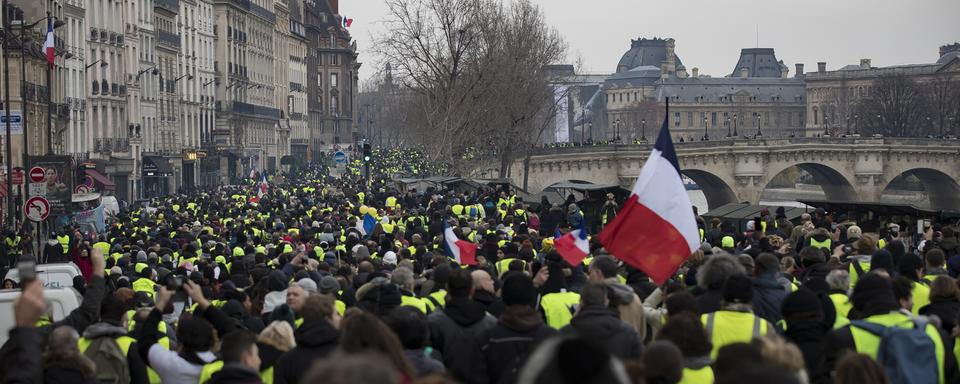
[641,119,646,142]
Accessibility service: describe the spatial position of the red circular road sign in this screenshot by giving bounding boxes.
[29,166,45,182]
[24,196,50,222]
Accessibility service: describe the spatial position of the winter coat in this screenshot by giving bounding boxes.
[784,320,830,384]
[476,306,557,384]
[753,274,789,325]
[428,296,497,384]
[539,208,565,236]
[43,363,97,384]
[696,289,725,315]
[605,278,648,341]
[473,290,507,318]
[273,319,339,384]
[561,305,643,359]
[0,327,42,383]
[82,322,150,384]
[208,363,263,384]
[919,298,960,333]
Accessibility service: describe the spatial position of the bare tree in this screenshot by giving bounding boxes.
[925,73,960,137]
[855,74,925,137]
[374,0,567,177]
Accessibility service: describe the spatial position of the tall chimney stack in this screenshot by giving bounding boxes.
[817,62,826,74]
[795,63,804,78]
[692,67,699,78]
[661,63,669,80]
[740,67,749,79]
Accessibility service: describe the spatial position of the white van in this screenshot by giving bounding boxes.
[4,263,82,289]
[0,287,82,345]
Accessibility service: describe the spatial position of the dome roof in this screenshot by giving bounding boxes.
[937,51,960,64]
[616,38,682,73]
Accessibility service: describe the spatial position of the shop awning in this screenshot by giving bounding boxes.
[84,169,116,190]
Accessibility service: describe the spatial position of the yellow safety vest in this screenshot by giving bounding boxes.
[424,290,447,312]
[452,204,464,216]
[57,235,70,254]
[495,258,525,277]
[829,293,852,319]
[912,281,931,317]
[679,366,714,384]
[198,360,224,384]
[93,241,111,256]
[809,237,832,251]
[848,260,872,289]
[401,295,428,314]
[701,310,772,359]
[78,335,136,366]
[540,291,581,329]
[849,312,945,384]
[132,278,157,299]
[261,366,275,384]
[386,196,398,208]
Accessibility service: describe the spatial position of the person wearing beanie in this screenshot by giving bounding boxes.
[846,234,878,290]
[701,274,774,358]
[845,225,863,245]
[562,281,643,361]
[897,254,930,316]
[824,272,947,384]
[781,287,832,383]
[475,274,556,384]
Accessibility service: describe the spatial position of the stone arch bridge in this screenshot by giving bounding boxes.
[511,138,960,211]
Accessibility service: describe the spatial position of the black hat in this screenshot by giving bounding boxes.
[870,250,894,274]
[723,275,753,304]
[851,273,897,311]
[775,206,786,218]
[501,274,537,307]
[781,288,822,319]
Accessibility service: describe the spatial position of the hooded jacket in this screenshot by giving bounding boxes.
[82,322,150,384]
[473,289,506,318]
[427,296,497,384]
[561,305,643,359]
[605,278,648,341]
[476,305,557,384]
[273,319,339,384]
[752,273,789,325]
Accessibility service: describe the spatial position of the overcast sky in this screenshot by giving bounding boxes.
[343,0,959,82]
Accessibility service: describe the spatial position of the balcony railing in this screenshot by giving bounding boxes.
[158,31,180,48]
[94,137,130,154]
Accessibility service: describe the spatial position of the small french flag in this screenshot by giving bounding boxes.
[554,223,590,266]
[443,221,476,265]
[341,15,353,28]
[43,19,55,68]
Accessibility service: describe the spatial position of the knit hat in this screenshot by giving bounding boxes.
[700,242,713,256]
[850,273,897,311]
[847,225,862,239]
[318,275,340,294]
[136,250,148,263]
[501,274,538,307]
[870,250,894,274]
[781,288,822,319]
[775,206,786,219]
[898,254,924,277]
[722,275,753,304]
[297,278,318,294]
[382,251,398,266]
[721,236,735,249]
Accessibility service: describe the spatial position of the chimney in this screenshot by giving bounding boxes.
[692,67,699,78]
[329,0,339,14]
[740,67,749,79]
[860,58,871,69]
[795,63,804,78]
[677,68,688,79]
[781,66,789,79]
[817,62,826,74]
[660,63,669,80]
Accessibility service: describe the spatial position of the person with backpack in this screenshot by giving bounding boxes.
[207,330,263,384]
[824,272,950,384]
[78,291,149,384]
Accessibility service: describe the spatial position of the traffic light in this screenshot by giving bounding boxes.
[362,143,372,163]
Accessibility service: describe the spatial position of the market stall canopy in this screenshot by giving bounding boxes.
[702,203,807,233]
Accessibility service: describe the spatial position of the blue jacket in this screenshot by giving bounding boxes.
[753,274,789,326]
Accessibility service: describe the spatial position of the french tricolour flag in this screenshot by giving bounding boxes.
[598,100,700,284]
[443,222,476,265]
[554,223,590,266]
[43,19,55,68]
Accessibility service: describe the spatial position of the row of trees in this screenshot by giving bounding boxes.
[824,72,960,137]
[373,0,568,177]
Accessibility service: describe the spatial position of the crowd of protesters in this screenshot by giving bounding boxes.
[0,154,959,384]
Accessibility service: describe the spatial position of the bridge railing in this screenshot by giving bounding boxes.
[529,136,960,156]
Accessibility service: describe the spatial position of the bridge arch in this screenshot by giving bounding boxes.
[682,169,738,210]
[882,168,960,211]
[762,162,859,202]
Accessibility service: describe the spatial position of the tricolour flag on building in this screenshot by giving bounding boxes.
[443,222,476,265]
[554,223,590,267]
[341,15,353,28]
[43,19,55,68]
[598,99,700,284]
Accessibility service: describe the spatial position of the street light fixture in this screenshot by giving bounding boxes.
[641,119,646,142]
[85,59,108,69]
[136,66,159,80]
